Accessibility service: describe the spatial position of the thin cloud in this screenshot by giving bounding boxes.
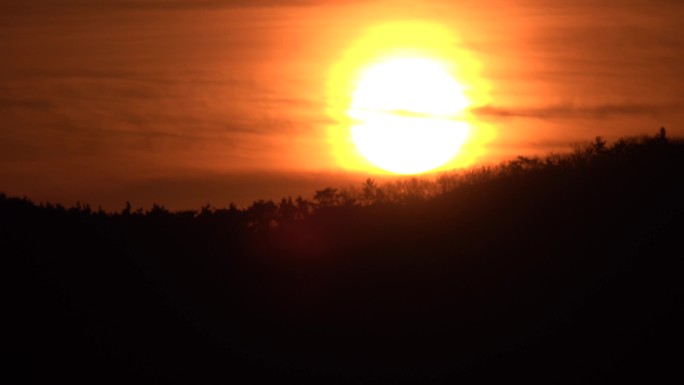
[471,103,679,120]
[0,98,53,111]
[0,0,341,14]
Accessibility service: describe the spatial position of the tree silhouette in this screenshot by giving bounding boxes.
[313,187,340,208]
[276,197,297,224]
[360,178,382,205]
[247,199,278,231]
[657,126,667,142]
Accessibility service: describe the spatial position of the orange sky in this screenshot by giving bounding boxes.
[2,0,683,209]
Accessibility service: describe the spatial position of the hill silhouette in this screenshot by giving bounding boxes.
[4,130,682,384]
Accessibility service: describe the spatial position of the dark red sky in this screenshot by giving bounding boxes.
[2,0,683,210]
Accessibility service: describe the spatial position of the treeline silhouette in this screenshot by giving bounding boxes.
[4,129,682,384]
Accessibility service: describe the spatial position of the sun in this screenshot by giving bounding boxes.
[327,21,493,174]
[349,57,470,174]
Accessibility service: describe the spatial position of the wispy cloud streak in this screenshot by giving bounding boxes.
[472,103,681,120]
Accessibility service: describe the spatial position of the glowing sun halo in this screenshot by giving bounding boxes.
[327,21,492,174]
[348,58,470,174]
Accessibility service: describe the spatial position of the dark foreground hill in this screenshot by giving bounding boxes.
[4,131,683,384]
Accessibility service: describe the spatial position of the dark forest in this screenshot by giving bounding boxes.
[4,130,682,384]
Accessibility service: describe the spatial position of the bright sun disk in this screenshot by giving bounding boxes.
[348,57,470,174]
